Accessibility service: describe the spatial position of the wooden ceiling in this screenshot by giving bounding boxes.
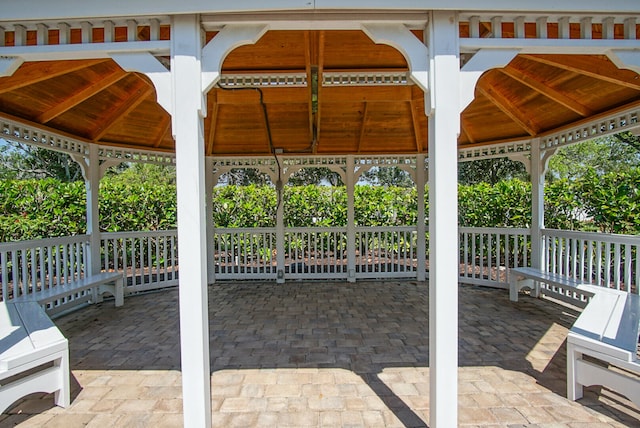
[1,29,639,157]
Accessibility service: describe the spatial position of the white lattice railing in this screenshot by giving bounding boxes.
[213,228,277,280]
[355,226,419,278]
[459,227,531,288]
[101,230,178,294]
[542,229,639,295]
[285,227,348,279]
[0,235,91,307]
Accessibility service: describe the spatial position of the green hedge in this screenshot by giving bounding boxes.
[2,170,639,242]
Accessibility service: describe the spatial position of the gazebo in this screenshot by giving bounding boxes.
[1,1,639,426]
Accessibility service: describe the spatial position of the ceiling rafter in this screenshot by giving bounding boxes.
[477,77,541,136]
[520,54,640,91]
[37,69,128,123]
[206,92,218,155]
[304,31,315,152]
[357,102,369,153]
[0,59,108,94]
[460,117,476,145]
[499,66,594,117]
[91,81,153,142]
[409,100,422,153]
[152,114,171,148]
[314,31,325,155]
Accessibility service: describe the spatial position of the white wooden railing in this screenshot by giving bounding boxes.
[2,227,638,312]
[100,230,178,294]
[0,235,90,302]
[459,227,531,288]
[542,229,639,294]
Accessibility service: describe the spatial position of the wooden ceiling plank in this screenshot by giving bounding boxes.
[521,54,640,91]
[322,86,412,103]
[206,95,218,155]
[477,83,540,136]
[152,114,171,148]
[0,59,109,94]
[460,118,476,144]
[37,69,127,123]
[409,99,422,153]
[91,82,153,142]
[357,102,369,153]
[305,31,315,152]
[500,67,594,117]
[314,30,325,155]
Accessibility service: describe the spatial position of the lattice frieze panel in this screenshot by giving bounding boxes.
[98,147,175,166]
[540,106,640,152]
[458,141,531,162]
[323,72,410,86]
[1,117,88,156]
[219,74,307,88]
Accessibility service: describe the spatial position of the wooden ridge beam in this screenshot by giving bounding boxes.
[91,80,152,141]
[37,69,128,123]
[477,76,540,136]
[0,59,108,94]
[500,66,594,117]
[521,54,640,91]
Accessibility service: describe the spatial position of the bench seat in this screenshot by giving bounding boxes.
[567,284,640,408]
[0,301,69,413]
[509,266,592,305]
[12,271,124,312]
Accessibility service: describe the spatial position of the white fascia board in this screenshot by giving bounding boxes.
[0,0,313,22]
[0,41,170,62]
[460,38,640,55]
[314,0,640,13]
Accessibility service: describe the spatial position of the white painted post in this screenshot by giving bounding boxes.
[416,153,427,281]
[171,14,211,428]
[428,11,460,428]
[276,180,285,283]
[85,145,101,278]
[346,155,357,282]
[205,156,216,284]
[530,138,544,271]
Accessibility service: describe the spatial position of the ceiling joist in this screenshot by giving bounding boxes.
[477,79,541,136]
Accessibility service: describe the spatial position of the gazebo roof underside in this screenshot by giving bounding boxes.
[1,29,640,157]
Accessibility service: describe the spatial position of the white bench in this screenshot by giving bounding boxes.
[12,271,124,313]
[509,266,591,306]
[567,284,640,408]
[509,267,640,407]
[0,301,69,413]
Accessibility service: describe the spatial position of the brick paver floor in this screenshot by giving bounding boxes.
[1,281,638,427]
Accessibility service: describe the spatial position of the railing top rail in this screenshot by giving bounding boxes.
[101,230,177,239]
[459,227,531,235]
[542,228,640,245]
[355,226,417,232]
[214,227,277,234]
[286,226,348,233]
[0,234,88,252]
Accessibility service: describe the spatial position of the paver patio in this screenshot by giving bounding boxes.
[1,280,638,427]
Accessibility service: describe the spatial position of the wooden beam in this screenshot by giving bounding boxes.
[305,31,315,152]
[500,67,594,117]
[37,69,127,123]
[357,102,369,153]
[314,30,325,154]
[521,54,640,91]
[214,87,308,104]
[205,93,218,155]
[409,99,422,153]
[0,59,108,94]
[460,117,476,144]
[91,81,152,141]
[477,77,540,136]
[152,114,171,148]
[322,86,413,103]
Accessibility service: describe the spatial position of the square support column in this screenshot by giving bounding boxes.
[85,144,101,277]
[172,14,211,428]
[415,153,427,281]
[346,155,357,282]
[530,139,545,271]
[428,11,460,428]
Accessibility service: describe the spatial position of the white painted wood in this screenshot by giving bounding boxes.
[416,154,427,281]
[3,0,640,22]
[459,49,520,111]
[607,49,640,74]
[427,10,460,428]
[0,41,170,62]
[205,157,216,284]
[460,38,639,54]
[361,23,430,109]
[0,57,23,77]
[201,24,269,94]
[346,156,356,282]
[530,139,545,272]
[85,145,101,278]
[110,52,172,114]
[0,301,69,413]
[171,14,211,428]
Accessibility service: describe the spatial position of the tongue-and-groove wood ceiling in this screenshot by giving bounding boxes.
[1,29,639,157]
